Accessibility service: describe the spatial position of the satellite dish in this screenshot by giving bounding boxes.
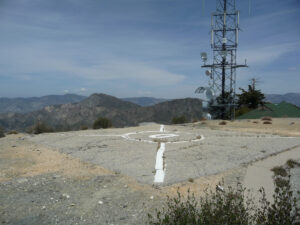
[195,86,206,94]
[206,88,214,100]
[205,70,211,76]
[201,52,207,62]
[195,87,215,101]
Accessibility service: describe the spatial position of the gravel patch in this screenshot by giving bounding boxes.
[0,173,162,225]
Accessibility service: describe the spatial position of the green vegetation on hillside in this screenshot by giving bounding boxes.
[237,102,300,119]
[0,127,5,138]
[0,94,203,131]
[31,121,54,134]
[93,117,112,129]
[237,85,265,109]
[171,116,187,124]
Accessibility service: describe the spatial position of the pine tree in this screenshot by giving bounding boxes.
[237,85,265,109]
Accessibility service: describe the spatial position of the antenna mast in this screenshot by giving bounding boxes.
[199,0,247,119]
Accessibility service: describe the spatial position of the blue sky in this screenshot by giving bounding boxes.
[0,0,299,98]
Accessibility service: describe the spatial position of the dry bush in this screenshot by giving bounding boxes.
[252,121,259,124]
[192,119,199,123]
[188,178,194,183]
[219,121,227,125]
[261,116,272,121]
[7,130,18,134]
[263,121,272,125]
[201,121,206,125]
[200,117,207,121]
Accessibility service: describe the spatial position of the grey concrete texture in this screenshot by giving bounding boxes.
[29,124,300,186]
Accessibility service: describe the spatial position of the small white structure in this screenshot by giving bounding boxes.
[206,113,212,120]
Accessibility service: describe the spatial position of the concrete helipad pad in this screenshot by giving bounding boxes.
[29,123,300,186]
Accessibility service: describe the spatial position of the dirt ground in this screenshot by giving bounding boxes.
[0,118,299,225]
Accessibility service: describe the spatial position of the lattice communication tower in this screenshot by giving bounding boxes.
[196,0,247,119]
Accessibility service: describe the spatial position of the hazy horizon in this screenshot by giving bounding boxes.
[1,92,300,101]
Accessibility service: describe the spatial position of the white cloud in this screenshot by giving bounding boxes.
[63,90,69,93]
[288,67,299,71]
[0,46,186,86]
[238,42,300,66]
[80,87,86,92]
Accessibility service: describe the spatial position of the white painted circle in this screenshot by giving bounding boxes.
[149,133,179,139]
[121,131,204,144]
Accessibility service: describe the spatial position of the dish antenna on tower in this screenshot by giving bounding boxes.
[205,88,214,100]
[201,52,207,63]
[196,0,248,120]
[205,70,212,76]
[195,87,214,101]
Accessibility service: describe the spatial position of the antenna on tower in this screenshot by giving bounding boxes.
[196,0,248,120]
[248,0,251,16]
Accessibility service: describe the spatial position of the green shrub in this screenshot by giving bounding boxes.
[148,171,299,225]
[256,171,299,225]
[0,127,5,138]
[235,106,251,117]
[80,125,89,130]
[148,185,254,225]
[31,121,54,134]
[7,130,18,135]
[93,117,112,129]
[172,116,187,124]
[286,159,300,168]
[271,166,288,177]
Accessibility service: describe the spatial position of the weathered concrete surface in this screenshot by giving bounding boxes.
[28,123,300,185]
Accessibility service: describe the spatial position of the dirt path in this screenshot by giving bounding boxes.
[244,146,300,203]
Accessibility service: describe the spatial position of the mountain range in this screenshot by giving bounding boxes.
[1,92,299,132]
[0,93,203,131]
[0,94,85,114]
[265,93,300,107]
[0,95,168,113]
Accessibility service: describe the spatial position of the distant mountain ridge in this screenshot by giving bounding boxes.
[0,94,86,113]
[0,93,203,131]
[0,95,167,113]
[265,93,300,107]
[122,97,167,106]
